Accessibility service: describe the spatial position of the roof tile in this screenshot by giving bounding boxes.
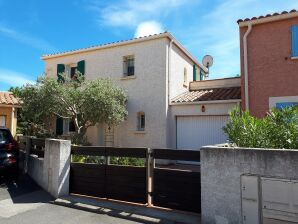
[171,87,241,103]
[0,92,21,106]
[237,9,297,23]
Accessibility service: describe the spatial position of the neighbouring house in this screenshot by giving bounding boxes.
[0,92,21,136]
[41,32,239,149]
[238,9,298,117]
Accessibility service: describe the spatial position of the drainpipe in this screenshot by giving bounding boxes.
[243,23,252,111]
[11,107,14,136]
[168,39,174,105]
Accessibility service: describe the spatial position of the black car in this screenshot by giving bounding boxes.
[0,128,19,177]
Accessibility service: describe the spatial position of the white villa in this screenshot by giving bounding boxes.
[42,32,241,150]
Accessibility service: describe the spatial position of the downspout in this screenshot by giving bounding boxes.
[168,39,174,105]
[243,23,252,110]
[11,107,15,136]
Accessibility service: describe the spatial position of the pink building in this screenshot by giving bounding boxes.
[238,10,298,117]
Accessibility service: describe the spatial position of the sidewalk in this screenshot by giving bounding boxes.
[55,195,201,224]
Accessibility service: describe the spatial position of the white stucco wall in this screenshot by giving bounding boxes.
[43,36,213,149]
[168,102,239,148]
[169,43,194,99]
[44,38,170,148]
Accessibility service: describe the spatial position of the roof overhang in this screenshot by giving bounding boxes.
[0,104,21,108]
[170,99,241,106]
[41,32,208,73]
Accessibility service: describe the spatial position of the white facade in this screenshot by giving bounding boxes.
[42,33,209,148]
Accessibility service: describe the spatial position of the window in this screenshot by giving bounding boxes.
[0,116,6,127]
[70,66,77,79]
[269,96,298,109]
[69,120,76,132]
[63,119,76,135]
[137,112,145,131]
[292,25,298,57]
[56,117,76,135]
[183,67,188,86]
[56,60,85,82]
[123,56,135,76]
[276,102,298,109]
[193,65,198,81]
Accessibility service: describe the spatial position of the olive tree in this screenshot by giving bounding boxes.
[19,74,127,144]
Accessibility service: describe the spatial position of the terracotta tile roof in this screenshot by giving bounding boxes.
[237,9,297,23]
[0,92,21,106]
[171,87,241,103]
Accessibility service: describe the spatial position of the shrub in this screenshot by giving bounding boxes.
[71,155,145,166]
[223,107,298,149]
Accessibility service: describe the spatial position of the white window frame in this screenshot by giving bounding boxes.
[65,63,78,79]
[0,115,6,127]
[269,96,298,109]
[63,118,76,135]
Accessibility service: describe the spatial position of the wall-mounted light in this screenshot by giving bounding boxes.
[201,105,206,112]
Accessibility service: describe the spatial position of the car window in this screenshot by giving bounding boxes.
[0,130,11,143]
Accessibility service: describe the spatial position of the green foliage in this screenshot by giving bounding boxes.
[110,157,145,167]
[18,73,128,144]
[72,155,105,164]
[71,155,145,167]
[8,86,22,97]
[223,107,298,149]
[8,86,53,137]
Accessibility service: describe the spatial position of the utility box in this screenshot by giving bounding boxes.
[262,177,298,223]
[241,175,261,224]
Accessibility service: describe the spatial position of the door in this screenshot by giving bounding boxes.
[176,115,229,150]
[104,125,114,147]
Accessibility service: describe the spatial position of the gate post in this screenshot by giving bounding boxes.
[44,139,71,198]
[146,148,154,206]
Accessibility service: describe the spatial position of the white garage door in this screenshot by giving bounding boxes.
[177,115,229,150]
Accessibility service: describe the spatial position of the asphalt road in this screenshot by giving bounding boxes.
[0,175,144,224]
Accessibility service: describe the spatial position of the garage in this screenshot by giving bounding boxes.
[176,115,229,150]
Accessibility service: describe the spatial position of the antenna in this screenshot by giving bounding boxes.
[202,55,213,79]
[202,55,213,68]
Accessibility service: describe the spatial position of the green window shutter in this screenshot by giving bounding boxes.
[56,117,64,135]
[200,69,204,81]
[193,65,198,81]
[57,64,65,82]
[77,60,85,75]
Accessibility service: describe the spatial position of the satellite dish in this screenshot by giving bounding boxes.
[202,55,213,68]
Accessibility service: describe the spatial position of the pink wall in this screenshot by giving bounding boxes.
[240,17,298,117]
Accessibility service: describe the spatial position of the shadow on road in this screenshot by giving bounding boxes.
[0,174,53,204]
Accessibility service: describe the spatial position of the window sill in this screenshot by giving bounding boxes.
[121,75,136,80]
[291,56,298,60]
[134,131,147,134]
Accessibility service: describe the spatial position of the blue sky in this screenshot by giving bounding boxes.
[0,0,297,90]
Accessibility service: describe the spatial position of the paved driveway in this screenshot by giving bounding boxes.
[0,175,143,224]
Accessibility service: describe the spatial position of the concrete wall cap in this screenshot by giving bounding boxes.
[45,138,71,142]
[201,144,298,152]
